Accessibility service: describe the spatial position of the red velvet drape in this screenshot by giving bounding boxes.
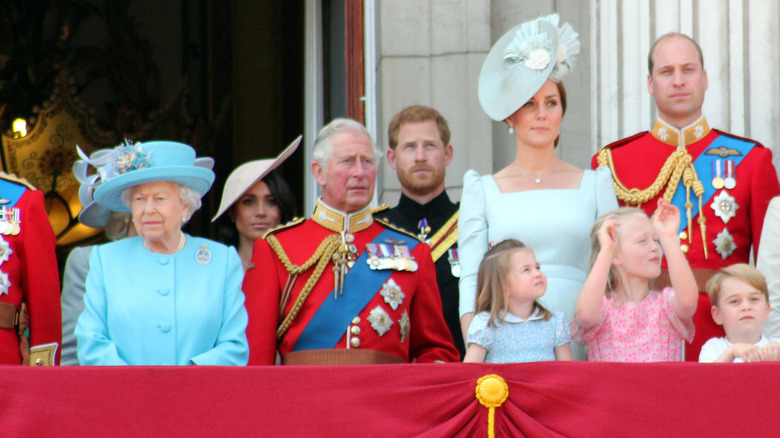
[1,362,776,437]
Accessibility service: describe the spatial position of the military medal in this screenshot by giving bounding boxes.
[368,305,393,336]
[195,243,211,265]
[393,244,418,272]
[366,243,383,269]
[711,191,738,224]
[0,271,10,295]
[713,228,736,260]
[724,160,736,190]
[380,278,405,310]
[0,236,12,265]
[711,160,724,189]
[417,218,431,241]
[448,248,460,278]
[399,310,410,343]
[0,207,20,236]
[366,242,418,272]
[366,243,393,270]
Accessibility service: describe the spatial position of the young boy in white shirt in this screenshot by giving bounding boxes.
[699,264,780,363]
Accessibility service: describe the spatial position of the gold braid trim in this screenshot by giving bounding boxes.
[598,148,691,207]
[598,146,709,259]
[267,233,342,339]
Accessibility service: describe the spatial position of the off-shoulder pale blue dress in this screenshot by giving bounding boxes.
[458,167,618,360]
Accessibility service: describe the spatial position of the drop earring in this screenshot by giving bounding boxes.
[508,125,514,134]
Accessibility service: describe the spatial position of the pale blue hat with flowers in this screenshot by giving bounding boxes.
[74,144,215,224]
[93,140,215,213]
[478,14,580,121]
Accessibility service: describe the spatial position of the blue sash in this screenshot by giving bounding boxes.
[293,228,419,351]
[0,179,26,207]
[669,135,754,233]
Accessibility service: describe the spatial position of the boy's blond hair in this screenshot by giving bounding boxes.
[706,263,769,306]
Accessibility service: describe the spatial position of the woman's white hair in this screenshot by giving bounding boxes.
[312,118,381,172]
[121,183,203,223]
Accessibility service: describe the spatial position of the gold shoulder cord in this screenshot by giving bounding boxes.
[598,147,708,258]
[429,211,459,263]
[267,233,342,339]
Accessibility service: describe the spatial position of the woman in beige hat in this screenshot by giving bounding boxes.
[459,14,618,360]
[213,136,301,270]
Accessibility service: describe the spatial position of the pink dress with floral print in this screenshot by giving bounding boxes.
[571,287,694,362]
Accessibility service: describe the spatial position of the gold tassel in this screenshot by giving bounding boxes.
[476,374,509,438]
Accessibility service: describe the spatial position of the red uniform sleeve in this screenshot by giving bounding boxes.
[242,238,281,365]
[408,243,460,363]
[749,147,780,257]
[21,190,61,364]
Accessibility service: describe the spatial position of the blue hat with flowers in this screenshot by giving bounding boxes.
[93,140,215,213]
[478,14,580,121]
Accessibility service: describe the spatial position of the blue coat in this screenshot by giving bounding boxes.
[76,235,249,365]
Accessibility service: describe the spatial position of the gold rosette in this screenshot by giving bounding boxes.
[475,374,509,437]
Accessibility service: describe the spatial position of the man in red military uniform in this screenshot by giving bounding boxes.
[0,173,61,365]
[593,33,780,361]
[242,118,459,365]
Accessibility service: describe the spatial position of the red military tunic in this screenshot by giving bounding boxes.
[0,175,61,364]
[593,117,780,360]
[242,200,459,365]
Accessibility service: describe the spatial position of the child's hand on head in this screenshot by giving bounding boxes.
[597,218,620,254]
[732,343,763,363]
[652,199,680,239]
[760,342,780,362]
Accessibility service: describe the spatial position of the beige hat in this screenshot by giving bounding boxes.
[212,135,301,222]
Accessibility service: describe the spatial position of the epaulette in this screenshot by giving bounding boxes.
[712,129,766,148]
[261,216,306,239]
[370,204,390,214]
[592,131,649,168]
[600,131,648,151]
[0,172,36,190]
[374,216,422,242]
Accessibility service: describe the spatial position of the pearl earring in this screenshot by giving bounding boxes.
[508,126,514,134]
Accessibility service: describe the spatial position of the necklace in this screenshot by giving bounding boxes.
[143,233,186,254]
[518,168,555,184]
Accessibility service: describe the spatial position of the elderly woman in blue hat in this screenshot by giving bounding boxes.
[458,14,618,360]
[75,141,249,365]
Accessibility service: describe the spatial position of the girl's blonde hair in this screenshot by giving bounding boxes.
[589,207,650,292]
[474,239,551,327]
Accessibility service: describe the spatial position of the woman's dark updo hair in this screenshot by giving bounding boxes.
[262,169,297,224]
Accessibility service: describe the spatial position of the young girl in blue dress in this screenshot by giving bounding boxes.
[463,239,574,363]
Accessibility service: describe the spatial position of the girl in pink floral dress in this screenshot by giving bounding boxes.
[572,199,698,361]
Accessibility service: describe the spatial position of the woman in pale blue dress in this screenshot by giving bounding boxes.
[459,14,618,360]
